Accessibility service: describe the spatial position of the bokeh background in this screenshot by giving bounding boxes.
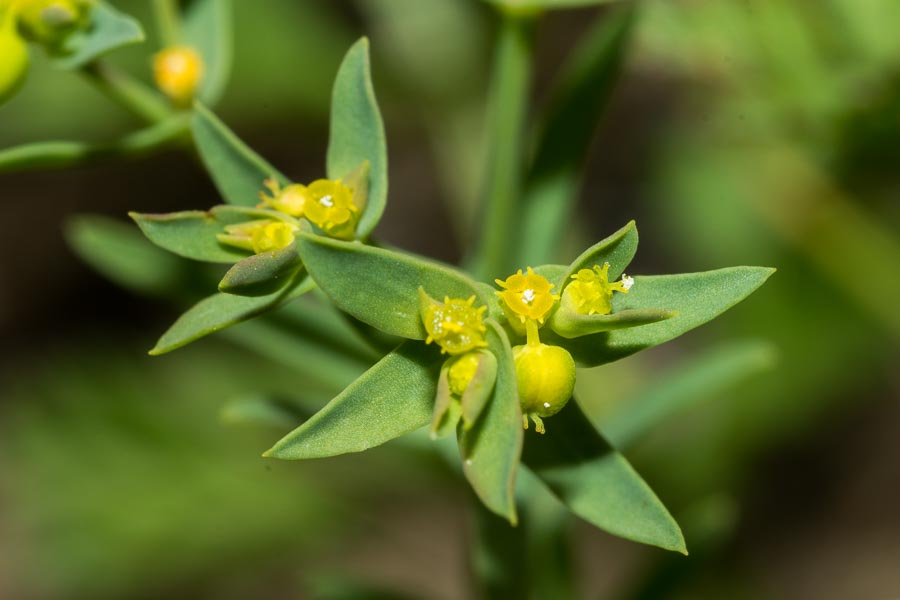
[1,0,898,598]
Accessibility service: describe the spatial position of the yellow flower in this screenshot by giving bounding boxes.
[512,320,575,434]
[257,178,307,217]
[495,267,559,324]
[153,45,203,106]
[16,0,92,46]
[420,293,488,355]
[301,179,359,240]
[217,219,297,254]
[564,262,634,316]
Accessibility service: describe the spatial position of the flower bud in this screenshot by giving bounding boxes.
[153,45,204,106]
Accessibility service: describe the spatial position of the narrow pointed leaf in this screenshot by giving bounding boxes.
[550,308,677,338]
[218,243,303,296]
[150,273,313,354]
[130,210,248,263]
[605,340,777,449]
[459,322,522,524]
[523,399,686,553]
[461,350,499,429]
[327,38,387,238]
[548,267,775,367]
[192,103,288,206]
[56,1,144,69]
[298,232,485,339]
[182,0,232,105]
[65,214,185,297]
[265,342,439,459]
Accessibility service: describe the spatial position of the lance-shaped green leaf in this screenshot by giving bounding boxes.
[550,307,677,338]
[547,267,775,367]
[264,341,439,459]
[192,102,288,206]
[150,272,314,354]
[327,38,387,239]
[218,243,303,296]
[130,210,248,263]
[518,8,635,266]
[604,339,777,450]
[460,350,499,429]
[55,1,144,69]
[459,322,522,524]
[182,0,232,105]
[431,364,461,439]
[298,232,485,339]
[523,399,686,553]
[65,214,185,297]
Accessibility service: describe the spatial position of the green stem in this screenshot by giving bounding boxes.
[469,14,534,280]
[0,116,190,172]
[153,0,182,47]
[81,61,174,124]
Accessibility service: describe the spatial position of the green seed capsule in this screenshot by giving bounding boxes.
[513,341,576,433]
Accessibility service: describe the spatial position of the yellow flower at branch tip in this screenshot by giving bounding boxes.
[513,320,575,434]
[495,267,559,324]
[257,178,308,217]
[16,0,92,45]
[422,295,488,355]
[0,6,29,105]
[153,45,203,106]
[564,262,634,316]
[217,219,297,255]
[447,352,480,397]
[301,178,359,240]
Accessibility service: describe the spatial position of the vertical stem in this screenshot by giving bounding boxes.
[153,0,182,47]
[81,62,174,124]
[469,14,534,281]
[471,497,528,599]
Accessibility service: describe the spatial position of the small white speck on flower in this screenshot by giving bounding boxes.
[621,275,634,291]
[319,195,334,207]
[465,459,473,466]
[543,402,551,408]
[522,289,535,304]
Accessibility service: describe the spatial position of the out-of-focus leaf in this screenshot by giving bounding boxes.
[484,0,624,11]
[56,1,144,69]
[523,399,686,553]
[221,392,311,429]
[192,102,288,206]
[518,8,636,265]
[182,0,232,105]
[64,214,184,296]
[298,232,485,339]
[550,307,677,338]
[218,243,303,296]
[130,210,247,263]
[0,116,188,172]
[264,341,439,459]
[327,38,388,238]
[150,272,313,354]
[604,340,777,449]
[550,267,775,366]
[459,322,522,524]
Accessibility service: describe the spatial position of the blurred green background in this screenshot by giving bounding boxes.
[1,0,898,598]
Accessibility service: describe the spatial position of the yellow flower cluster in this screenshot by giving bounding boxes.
[258,177,360,240]
[421,295,488,356]
[564,262,634,316]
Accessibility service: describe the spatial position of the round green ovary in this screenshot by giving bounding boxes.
[513,342,575,417]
